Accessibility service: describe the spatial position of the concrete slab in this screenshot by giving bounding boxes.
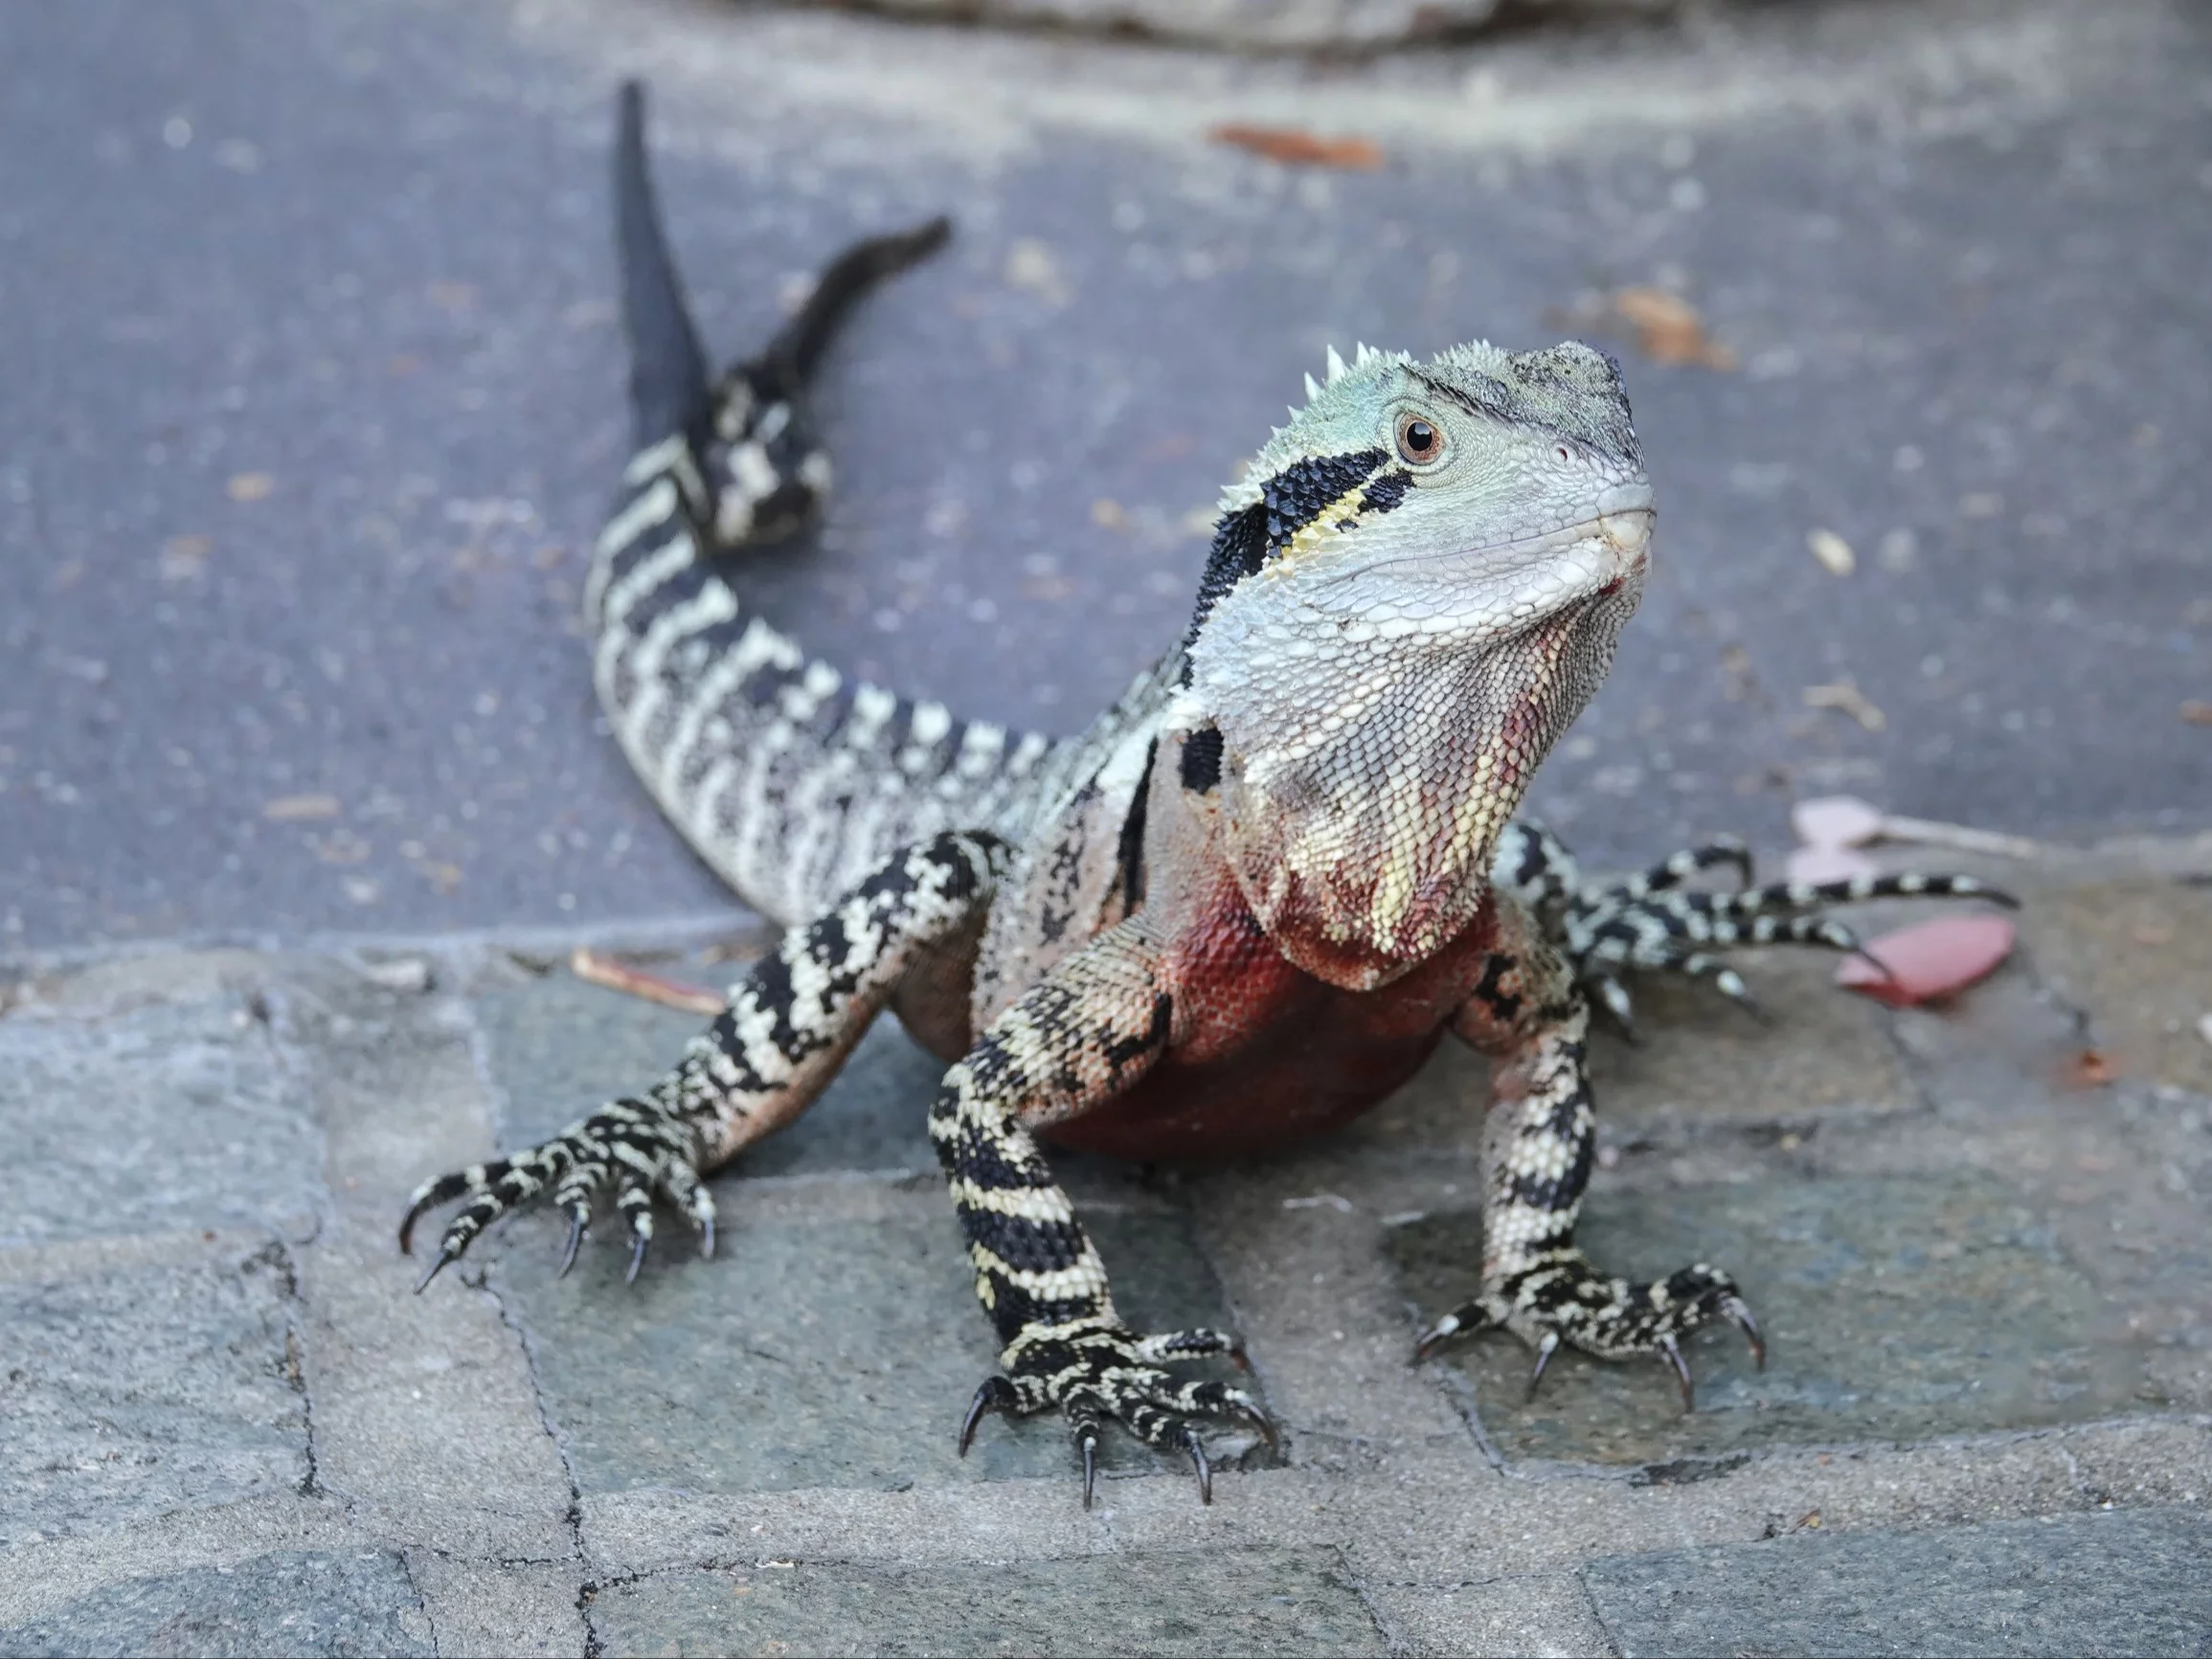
[586,1547,1387,1657]
[0,992,321,1248]
[486,1184,1269,1495]
[0,1241,309,1551]
[2024,875,2212,1098]
[1391,1174,2146,1468]
[0,1548,430,1659]
[1581,1504,2212,1658]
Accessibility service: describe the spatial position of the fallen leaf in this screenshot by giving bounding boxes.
[411,860,463,895]
[227,472,275,503]
[1835,913,2016,1007]
[1875,813,2041,860]
[1792,795,1885,849]
[2180,700,2212,726]
[571,948,724,1017]
[2061,1048,2119,1089]
[1806,527,1856,576]
[1786,844,1879,885]
[1208,123,1384,170]
[1802,681,1887,731]
[1609,287,1738,370]
[1798,1511,1822,1531]
[262,793,340,822]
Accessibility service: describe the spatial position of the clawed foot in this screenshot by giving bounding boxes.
[959,1318,1275,1507]
[1414,1251,1765,1411]
[398,1099,711,1289]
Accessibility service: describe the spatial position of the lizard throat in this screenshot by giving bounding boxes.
[1209,585,1638,991]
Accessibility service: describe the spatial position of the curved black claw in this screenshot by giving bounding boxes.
[958,1376,1020,1458]
[1525,1331,1561,1401]
[414,1248,458,1295]
[1730,1302,1767,1370]
[1080,1433,1099,1511]
[398,1172,473,1256]
[1731,988,1774,1026]
[624,1229,651,1286]
[1186,1431,1212,1506]
[1659,1334,1695,1412]
[557,1211,587,1279]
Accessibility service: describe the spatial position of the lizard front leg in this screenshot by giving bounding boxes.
[401,831,1008,1286]
[933,920,1270,1506]
[1418,892,1763,1407]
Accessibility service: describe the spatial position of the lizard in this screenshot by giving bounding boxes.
[401,83,2015,1506]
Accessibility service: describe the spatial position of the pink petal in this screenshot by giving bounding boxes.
[1787,845,1880,885]
[1836,914,2017,1007]
[1793,794,1885,849]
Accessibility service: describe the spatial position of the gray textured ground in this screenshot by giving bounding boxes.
[2,0,2207,953]
[4,0,2210,1653]
[5,844,2210,1654]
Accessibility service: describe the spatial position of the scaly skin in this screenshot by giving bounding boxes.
[402,82,2017,1507]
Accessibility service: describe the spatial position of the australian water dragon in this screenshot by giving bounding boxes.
[403,85,2012,1506]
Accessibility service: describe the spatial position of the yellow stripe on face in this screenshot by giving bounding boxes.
[1278,479,1381,564]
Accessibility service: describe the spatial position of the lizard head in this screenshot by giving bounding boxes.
[1179,340,1652,989]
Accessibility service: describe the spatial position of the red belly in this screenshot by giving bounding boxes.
[1040,885,1498,1162]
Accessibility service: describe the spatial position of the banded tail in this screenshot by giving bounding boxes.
[586,84,1139,927]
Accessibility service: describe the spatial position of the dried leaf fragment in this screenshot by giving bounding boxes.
[1208,123,1384,170]
[1836,914,2016,1007]
[1609,287,1738,370]
[2062,1048,2119,1089]
[570,948,724,1017]
[263,793,340,822]
[1785,845,1879,885]
[1802,682,1887,731]
[1793,795,1885,849]
[1806,527,1856,576]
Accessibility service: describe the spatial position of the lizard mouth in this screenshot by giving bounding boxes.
[1325,501,1654,587]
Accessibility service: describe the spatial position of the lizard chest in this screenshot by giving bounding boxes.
[1038,883,1501,1161]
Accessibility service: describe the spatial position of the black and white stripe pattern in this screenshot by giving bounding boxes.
[401,831,1008,1286]
[1491,820,2019,1036]
[589,85,1166,926]
[1422,900,1764,1407]
[925,921,1268,1506]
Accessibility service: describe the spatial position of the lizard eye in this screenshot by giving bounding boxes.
[1395,413,1444,465]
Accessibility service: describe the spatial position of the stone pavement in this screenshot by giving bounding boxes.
[4,838,2208,1655]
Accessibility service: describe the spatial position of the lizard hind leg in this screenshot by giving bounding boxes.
[1559,835,2017,1031]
